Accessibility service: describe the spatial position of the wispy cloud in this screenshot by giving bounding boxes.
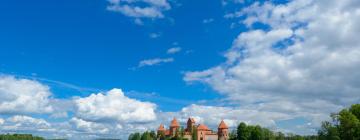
[106,0,172,25]
[7,73,102,94]
[203,18,214,24]
[138,58,174,67]
[166,47,182,54]
[149,32,161,39]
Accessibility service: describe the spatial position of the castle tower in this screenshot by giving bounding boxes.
[218,120,229,140]
[186,118,195,133]
[157,124,166,135]
[197,124,210,140]
[170,118,180,136]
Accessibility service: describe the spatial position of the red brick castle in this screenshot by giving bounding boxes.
[157,118,229,140]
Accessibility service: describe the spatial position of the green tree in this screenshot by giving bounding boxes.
[338,109,360,140]
[318,104,360,140]
[350,104,360,120]
[229,130,237,140]
[275,132,285,140]
[191,126,197,140]
[237,122,250,140]
[249,125,263,140]
[318,121,340,140]
[129,132,141,140]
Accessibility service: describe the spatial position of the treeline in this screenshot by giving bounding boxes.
[228,123,317,140]
[128,131,157,140]
[0,134,44,140]
[128,104,360,140]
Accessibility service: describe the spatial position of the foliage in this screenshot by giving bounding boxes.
[0,134,44,140]
[318,104,360,140]
[234,122,317,140]
[191,126,197,140]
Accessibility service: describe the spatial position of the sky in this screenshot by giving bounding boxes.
[0,0,360,139]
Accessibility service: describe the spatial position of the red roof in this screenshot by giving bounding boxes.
[158,124,165,131]
[170,118,180,127]
[218,120,228,129]
[197,124,210,131]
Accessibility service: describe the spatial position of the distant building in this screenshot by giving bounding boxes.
[157,118,229,140]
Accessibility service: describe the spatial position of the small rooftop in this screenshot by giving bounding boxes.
[170,118,180,127]
[158,124,165,131]
[197,124,210,131]
[218,120,228,129]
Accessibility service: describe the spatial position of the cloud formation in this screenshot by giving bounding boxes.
[138,58,174,67]
[0,76,53,114]
[107,0,171,22]
[74,88,157,123]
[167,47,181,54]
[185,0,360,134]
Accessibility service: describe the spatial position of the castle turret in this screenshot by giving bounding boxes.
[170,118,180,136]
[158,124,165,134]
[218,120,229,140]
[186,118,195,133]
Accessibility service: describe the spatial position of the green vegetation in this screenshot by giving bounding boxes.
[0,134,44,140]
[318,104,360,140]
[229,122,317,140]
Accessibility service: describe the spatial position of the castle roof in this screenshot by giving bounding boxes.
[158,124,165,131]
[197,124,210,131]
[218,120,228,129]
[170,118,180,127]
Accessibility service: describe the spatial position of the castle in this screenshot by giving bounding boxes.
[157,118,229,140]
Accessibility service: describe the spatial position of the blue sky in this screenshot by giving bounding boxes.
[1,0,360,139]
[0,0,238,110]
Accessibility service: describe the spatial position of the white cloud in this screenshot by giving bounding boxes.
[74,88,157,123]
[0,115,52,132]
[0,76,53,114]
[167,47,182,54]
[178,104,290,128]
[70,117,110,134]
[0,118,4,125]
[107,0,171,19]
[149,32,161,38]
[203,18,214,24]
[138,58,174,67]
[185,0,360,134]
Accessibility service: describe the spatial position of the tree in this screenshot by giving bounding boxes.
[249,125,263,140]
[338,109,360,140]
[237,122,250,140]
[318,104,360,140]
[192,126,197,140]
[275,132,285,140]
[318,121,340,140]
[229,130,237,140]
[350,104,360,120]
[129,132,141,140]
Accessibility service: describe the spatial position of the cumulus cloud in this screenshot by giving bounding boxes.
[138,58,174,67]
[0,76,53,114]
[185,0,360,134]
[74,88,157,123]
[179,104,290,128]
[107,0,171,22]
[0,115,52,132]
[167,47,182,54]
